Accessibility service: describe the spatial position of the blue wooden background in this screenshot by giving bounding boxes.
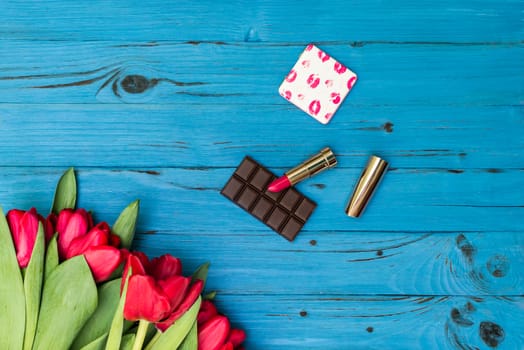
[0,1,523,349]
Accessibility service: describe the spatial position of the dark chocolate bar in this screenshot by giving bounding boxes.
[221,156,316,241]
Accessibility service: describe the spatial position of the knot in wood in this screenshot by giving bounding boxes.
[479,321,504,347]
[121,74,151,94]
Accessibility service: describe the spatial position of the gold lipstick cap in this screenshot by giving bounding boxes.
[286,147,337,185]
[345,155,389,218]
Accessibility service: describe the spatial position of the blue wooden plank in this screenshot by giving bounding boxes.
[208,294,523,349]
[0,42,522,106]
[0,0,522,42]
[0,105,522,169]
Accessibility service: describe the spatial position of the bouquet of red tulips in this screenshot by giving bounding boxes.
[0,168,245,350]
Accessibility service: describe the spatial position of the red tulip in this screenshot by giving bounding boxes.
[196,300,246,350]
[84,245,122,282]
[44,213,57,242]
[55,208,122,282]
[198,300,218,326]
[155,279,204,331]
[7,208,39,268]
[123,253,203,326]
[7,208,52,268]
[227,329,246,347]
[56,208,93,258]
[198,316,230,350]
[124,274,172,321]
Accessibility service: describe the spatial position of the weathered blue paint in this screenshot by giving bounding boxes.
[0,1,522,349]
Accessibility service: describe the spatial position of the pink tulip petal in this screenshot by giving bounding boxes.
[149,254,182,280]
[155,280,204,332]
[124,275,171,322]
[57,209,91,258]
[198,316,230,350]
[7,208,40,268]
[198,300,218,326]
[56,209,73,234]
[7,209,25,238]
[43,213,56,243]
[121,252,148,290]
[15,208,39,267]
[84,246,121,282]
[109,233,121,247]
[219,342,234,350]
[66,222,110,259]
[227,329,246,347]
[158,275,190,311]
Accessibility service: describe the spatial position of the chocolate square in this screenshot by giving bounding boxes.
[237,186,258,210]
[220,156,317,241]
[252,197,273,221]
[294,198,316,222]
[221,177,244,200]
[236,157,257,180]
[264,186,282,201]
[281,217,303,241]
[266,207,288,231]
[251,168,272,190]
[280,189,301,211]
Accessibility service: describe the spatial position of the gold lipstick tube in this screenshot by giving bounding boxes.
[285,147,337,185]
[345,155,389,218]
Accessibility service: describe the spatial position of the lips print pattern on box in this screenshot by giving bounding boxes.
[279,44,357,124]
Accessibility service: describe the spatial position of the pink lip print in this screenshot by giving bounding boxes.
[297,94,304,100]
[309,100,321,116]
[307,74,320,88]
[324,113,333,120]
[302,60,311,68]
[281,90,292,100]
[317,50,330,62]
[325,79,333,87]
[330,92,341,104]
[286,69,297,83]
[306,44,314,51]
[347,76,357,90]
[334,62,347,74]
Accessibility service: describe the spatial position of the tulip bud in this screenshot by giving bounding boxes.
[7,208,40,268]
[124,274,172,322]
[198,315,230,350]
[65,222,111,259]
[84,246,122,282]
[198,300,218,326]
[227,329,246,347]
[56,209,92,258]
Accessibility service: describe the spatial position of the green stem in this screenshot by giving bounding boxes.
[144,330,161,350]
[132,320,150,350]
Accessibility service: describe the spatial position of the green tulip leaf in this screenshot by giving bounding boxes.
[203,291,216,300]
[23,222,46,350]
[111,200,139,249]
[178,321,198,350]
[44,234,59,280]
[119,334,135,350]
[147,296,201,350]
[105,268,131,350]
[79,333,108,350]
[191,262,210,286]
[0,206,26,349]
[52,167,77,214]
[72,278,122,350]
[33,256,98,350]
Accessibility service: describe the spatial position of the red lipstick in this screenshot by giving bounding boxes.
[267,147,337,192]
[267,175,291,192]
